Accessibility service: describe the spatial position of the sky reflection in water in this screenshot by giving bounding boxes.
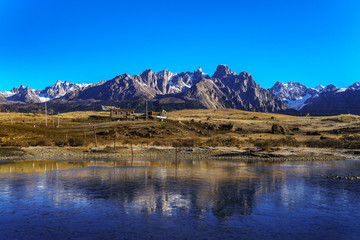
[0,159,360,240]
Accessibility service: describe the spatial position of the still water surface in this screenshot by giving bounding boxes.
[0,159,359,240]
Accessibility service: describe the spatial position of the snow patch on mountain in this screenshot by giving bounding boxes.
[0,91,16,98]
[270,81,322,110]
[285,93,313,110]
[38,95,52,102]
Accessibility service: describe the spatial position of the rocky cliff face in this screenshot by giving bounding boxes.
[0,95,7,103]
[183,78,229,109]
[184,65,287,112]
[66,74,157,101]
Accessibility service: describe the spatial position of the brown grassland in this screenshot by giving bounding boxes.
[0,109,360,159]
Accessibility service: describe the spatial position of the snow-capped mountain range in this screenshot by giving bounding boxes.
[1,65,359,116]
[0,81,91,103]
[269,81,360,113]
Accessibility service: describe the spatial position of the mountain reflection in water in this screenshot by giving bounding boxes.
[0,159,360,239]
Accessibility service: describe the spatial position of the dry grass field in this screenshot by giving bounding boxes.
[0,109,360,151]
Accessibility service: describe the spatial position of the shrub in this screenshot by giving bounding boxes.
[252,136,299,151]
[29,139,52,146]
[68,137,85,147]
[205,136,244,147]
[172,138,202,148]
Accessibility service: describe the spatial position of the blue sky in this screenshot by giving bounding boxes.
[0,0,359,90]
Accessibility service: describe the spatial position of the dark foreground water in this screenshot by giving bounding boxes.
[0,159,360,240]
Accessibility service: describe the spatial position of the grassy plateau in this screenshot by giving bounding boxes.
[0,109,359,160]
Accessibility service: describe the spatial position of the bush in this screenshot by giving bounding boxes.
[252,136,299,151]
[205,136,244,147]
[68,137,85,147]
[54,139,67,147]
[29,139,52,146]
[305,138,341,148]
[303,135,360,149]
[172,138,202,148]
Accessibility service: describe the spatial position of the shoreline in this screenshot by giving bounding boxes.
[0,146,357,162]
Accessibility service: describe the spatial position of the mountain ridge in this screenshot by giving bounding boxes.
[1,65,359,116]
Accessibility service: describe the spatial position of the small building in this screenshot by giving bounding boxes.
[110,109,135,120]
[110,109,167,121]
[147,110,167,121]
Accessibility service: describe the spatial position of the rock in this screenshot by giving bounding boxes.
[271,124,292,135]
[306,131,321,135]
[96,130,110,136]
[219,124,235,131]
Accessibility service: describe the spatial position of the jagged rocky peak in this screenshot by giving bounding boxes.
[140,69,153,80]
[10,87,19,93]
[239,71,251,78]
[323,84,338,92]
[237,71,254,85]
[11,85,27,93]
[212,64,234,79]
[315,85,325,91]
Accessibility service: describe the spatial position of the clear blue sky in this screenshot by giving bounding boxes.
[1,0,359,90]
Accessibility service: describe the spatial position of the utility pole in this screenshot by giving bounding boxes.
[45,102,48,127]
[145,100,148,121]
[93,126,98,147]
[113,128,117,151]
[51,110,55,128]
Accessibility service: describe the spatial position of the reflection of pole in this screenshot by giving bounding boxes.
[175,146,178,177]
[131,142,134,164]
[175,146,178,162]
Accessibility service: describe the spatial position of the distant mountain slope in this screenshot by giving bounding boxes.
[40,80,89,100]
[270,81,360,115]
[6,85,41,104]
[0,81,90,104]
[300,82,360,115]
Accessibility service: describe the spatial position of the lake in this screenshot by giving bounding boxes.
[0,159,359,240]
